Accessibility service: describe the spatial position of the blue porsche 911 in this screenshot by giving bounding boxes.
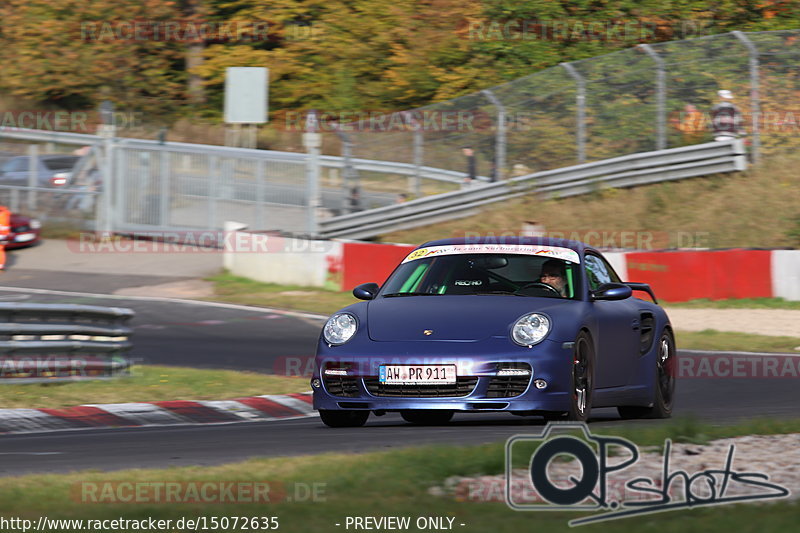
[312,237,675,427]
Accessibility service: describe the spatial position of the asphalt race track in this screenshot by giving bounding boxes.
[0,273,798,476]
[2,373,799,476]
[0,279,323,373]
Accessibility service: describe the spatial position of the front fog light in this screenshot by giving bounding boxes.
[311,378,321,388]
[497,368,532,376]
[534,379,548,389]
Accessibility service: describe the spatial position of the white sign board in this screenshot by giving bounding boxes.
[224,67,268,124]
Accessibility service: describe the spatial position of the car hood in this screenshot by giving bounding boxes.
[366,295,574,342]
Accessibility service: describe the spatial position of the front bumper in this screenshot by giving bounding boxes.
[4,231,40,248]
[312,337,574,412]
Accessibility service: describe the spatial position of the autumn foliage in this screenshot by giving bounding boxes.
[0,0,797,126]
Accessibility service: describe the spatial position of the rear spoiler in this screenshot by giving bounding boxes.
[624,282,658,304]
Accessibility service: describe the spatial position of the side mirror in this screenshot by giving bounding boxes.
[353,282,380,300]
[591,283,632,301]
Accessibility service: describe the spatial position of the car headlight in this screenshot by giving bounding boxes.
[29,219,41,230]
[323,313,358,345]
[511,313,551,347]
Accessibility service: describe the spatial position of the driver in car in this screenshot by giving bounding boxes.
[538,259,567,297]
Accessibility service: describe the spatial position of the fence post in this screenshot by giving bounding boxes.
[335,127,358,209]
[97,125,116,234]
[402,111,424,195]
[733,31,761,165]
[255,159,266,229]
[26,144,38,211]
[10,189,19,212]
[481,90,506,181]
[638,44,666,150]
[112,142,123,232]
[413,127,423,196]
[304,111,322,235]
[159,150,170,227]
[208,155,218,230]
[561,62,586,163]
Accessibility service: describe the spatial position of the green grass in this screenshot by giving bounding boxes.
[38,222,85,241]
[665,298,800,310]
[2,417,799,532]
[206,271,356,315]
[0,365,307,408]
[675,329,800,353]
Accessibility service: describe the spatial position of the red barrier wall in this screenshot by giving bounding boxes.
[625,250,772,302]
[339,243,776,302]
[341,242,416,291]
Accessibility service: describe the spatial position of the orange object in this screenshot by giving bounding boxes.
[0,205,10,270]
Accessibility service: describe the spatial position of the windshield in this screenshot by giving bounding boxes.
[42,156,79,170]
[380,252,580,299]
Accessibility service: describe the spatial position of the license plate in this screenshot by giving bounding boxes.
[379,365,456,385]
[14,233,36,242]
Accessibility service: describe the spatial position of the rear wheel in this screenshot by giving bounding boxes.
[618,330,676,419]
[319,409,369,428]
[567,331,595,422]
[400,410,454,425]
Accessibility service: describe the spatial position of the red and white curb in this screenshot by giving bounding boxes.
[0,393,316,434]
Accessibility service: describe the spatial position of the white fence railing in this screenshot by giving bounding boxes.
[0,128,746,239]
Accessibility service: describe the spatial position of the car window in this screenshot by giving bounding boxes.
[2,158,28,172]
[42,157,78,170]
[584,253,620,291]
[381,254,580,299]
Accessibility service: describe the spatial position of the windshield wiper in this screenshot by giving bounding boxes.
[477,290,524,296]
[382,292,440,297]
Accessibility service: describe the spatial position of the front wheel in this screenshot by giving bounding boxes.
[400,410,454,425]
[567,331,595,422]
[618,330,676,419]
[319,409,369,428]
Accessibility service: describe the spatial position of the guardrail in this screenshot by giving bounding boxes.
[318,139,748,240]
[0,303,134,383]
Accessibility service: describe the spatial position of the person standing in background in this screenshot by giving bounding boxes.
[0,205,10,270]
[675,104,706,145]
[348,186,363,213]
[711,90,745,141]
[462,147,476,188]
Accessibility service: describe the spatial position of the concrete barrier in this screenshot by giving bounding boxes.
[772,250,800,301]
[223,233,343,289]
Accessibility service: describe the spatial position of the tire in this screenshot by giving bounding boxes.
[319,409,369,428]
[567,331,595,422]
[400,410,454,425]
[618,329,676,419]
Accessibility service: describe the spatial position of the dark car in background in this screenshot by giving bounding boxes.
[0,155,80,187]
[0,151,17,166]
